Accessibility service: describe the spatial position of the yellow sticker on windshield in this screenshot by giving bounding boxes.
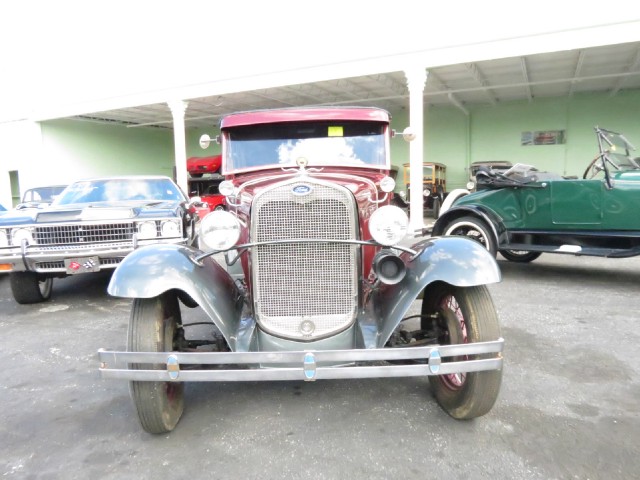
[328,126,343,137]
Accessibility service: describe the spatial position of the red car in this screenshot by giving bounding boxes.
[187,155,222,177]
[187,177,226,218]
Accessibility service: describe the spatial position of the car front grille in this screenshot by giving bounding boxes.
[251,179,358,340]
[33,223,135,245]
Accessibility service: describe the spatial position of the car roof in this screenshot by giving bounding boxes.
[220,106,391,129]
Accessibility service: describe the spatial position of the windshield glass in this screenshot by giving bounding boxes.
[599,129,640,170]
[22,186,67,203]
[54,178,185,205]
[225,120,388,172]
[605,152,640,170]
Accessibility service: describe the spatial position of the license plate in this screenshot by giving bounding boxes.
[64,256,100,274]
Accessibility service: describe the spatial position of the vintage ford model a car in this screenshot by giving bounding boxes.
[434,127,640,262]
[98,107,504,434]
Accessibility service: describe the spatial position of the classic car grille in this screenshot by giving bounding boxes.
[252,181,358,340]
[34,223,135,245]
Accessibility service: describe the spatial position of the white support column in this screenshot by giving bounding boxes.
[404,67,428,233]
[168,100,189,195]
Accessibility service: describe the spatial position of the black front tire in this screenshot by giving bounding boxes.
[10,272,53,304]
[128,292,185,434]
[442,216,497,257]
[500,250,542,263]
[421,283,502,419]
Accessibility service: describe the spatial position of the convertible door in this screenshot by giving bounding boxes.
[550,180,602,226]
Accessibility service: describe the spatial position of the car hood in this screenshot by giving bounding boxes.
[0,200,184,226]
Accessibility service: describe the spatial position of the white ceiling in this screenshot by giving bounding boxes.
[72,41,640,130]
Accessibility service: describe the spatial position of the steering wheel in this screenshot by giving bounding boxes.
[583,155,604,179]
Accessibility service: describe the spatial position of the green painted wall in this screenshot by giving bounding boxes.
[391,90,640,191]
[40,119,175,180]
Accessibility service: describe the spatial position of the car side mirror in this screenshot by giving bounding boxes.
[199,134,221,150]
[401,127,416,142]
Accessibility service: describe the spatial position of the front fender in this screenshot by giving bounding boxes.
[372,236,501,346]
[431,205,506,242]
[108,244,243,349]
[439,188,469,216]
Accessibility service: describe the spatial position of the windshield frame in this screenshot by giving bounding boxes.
[221,119,391,174]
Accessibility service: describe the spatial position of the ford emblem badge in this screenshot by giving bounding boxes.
[292,184,313,196]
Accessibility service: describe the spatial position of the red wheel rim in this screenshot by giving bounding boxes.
[439,294,468,390]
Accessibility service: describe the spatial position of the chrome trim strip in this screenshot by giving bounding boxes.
[98,338,504,382]
[194,239,418,263]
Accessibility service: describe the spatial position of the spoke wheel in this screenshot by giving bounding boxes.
[443,216,497,257]
[500,250,542,263]
[421,283,502,419]
[128,292,184,434]
[10,272,53,304]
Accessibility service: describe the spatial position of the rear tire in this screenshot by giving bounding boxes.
[128,292,184,434]
[421,283,502,419]
[10,272,53,304]
[500,250,542,263]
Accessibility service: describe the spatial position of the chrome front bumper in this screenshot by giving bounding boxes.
[98,338,504,382]
[0,239,187,273]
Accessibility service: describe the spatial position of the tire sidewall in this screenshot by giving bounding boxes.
[443,215,497,256]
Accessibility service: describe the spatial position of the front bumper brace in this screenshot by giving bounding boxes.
[98,338,503,382]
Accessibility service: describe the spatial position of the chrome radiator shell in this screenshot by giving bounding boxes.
[250,178,359,340]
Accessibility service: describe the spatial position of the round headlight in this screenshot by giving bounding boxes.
[0,231,9,247]
[161,220,181,237]
[199,210,241,251]
[466,181,476,190]
[379,176,396,193]
[138,221,157,239]
[219,180,235,197]
[369,205,409,246]
[12,228,33,245]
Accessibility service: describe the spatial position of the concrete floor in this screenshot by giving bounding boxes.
[1,248,639,479]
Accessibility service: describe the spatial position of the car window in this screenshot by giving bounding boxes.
[55,179,184,205]
[226,121,388,171]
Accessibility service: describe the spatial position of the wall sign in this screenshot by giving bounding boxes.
[521,130,565,146]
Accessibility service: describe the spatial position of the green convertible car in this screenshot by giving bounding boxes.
[433,127,640,262]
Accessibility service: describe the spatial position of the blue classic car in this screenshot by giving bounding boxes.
[98,107,504,434]
[0,176,197,304]
[434,127,640,262]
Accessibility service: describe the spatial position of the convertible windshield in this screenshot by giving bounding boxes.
[225,120,388,171]
[598,128,640,170]
[54,178,185,205]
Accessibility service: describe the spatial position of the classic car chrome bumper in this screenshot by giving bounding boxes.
[0,238,187,273]
[98,338,504,382]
